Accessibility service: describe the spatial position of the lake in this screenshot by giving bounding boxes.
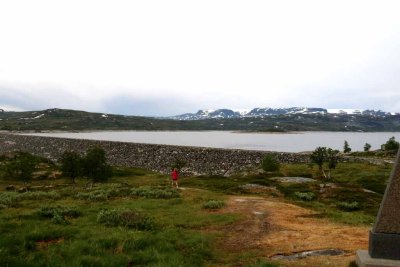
[20,131,400,153]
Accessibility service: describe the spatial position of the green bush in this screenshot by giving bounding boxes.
[131,187,180,199]
[97,209,155,230]
[119,211,155,230]
[51,213,69,225]
[38,205,80,224]
[343,140,351,153]
[75,190,109,201]
[97,209,120,226]
[261,155,280,172]
[364,143,371,152]
[82,146,113,186]
[38,206,80,218]
[382,136,399,152]
[60,150,83,184]
[17,191,61,201]
[202,200,226,209]
[337,201,360,211]
[4,152,38,183]
[75,185,132,201]
[294,191,315,201]
[0,192,17,207]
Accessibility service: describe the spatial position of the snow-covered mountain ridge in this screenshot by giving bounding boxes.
[170,107,396,120]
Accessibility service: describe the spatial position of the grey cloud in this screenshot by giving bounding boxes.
[0,83,100,112]
[101,94,198,117]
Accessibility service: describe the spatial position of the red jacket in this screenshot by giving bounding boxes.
[171,170,179,180]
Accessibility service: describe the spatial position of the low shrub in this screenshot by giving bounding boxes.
[0,192,18,207]
[97,209,155,230]
[38,206,80,218]
[51,213,69,225]
[131,187,180,199]
[0,191,61,208]
[382,136,399,152]
[202,200,226,209]
[38,206,80,224]
[75,190,109,201]
[97,209,119,226]
[261,155,280,172]
[337,201,360,212]
[119,210,155,230]
[75,185,132,201]
[17,191,61,201]
[294,191,315,201]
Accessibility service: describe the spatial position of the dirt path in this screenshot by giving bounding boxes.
[221,196,370,267]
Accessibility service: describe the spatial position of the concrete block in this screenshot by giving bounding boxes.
[356,250,400,267]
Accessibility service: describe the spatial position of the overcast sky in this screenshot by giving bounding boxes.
[1,0,400,116]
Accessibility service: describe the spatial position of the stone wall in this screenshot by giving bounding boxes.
[0,133,311,176]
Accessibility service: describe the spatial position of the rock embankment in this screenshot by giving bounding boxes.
[0,133,311,175]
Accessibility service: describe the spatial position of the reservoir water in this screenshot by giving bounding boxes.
[21,131,400,153]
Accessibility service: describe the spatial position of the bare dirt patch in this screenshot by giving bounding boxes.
[36,237,64,250]
[219,196,369,267]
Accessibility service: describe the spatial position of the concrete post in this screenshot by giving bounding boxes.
[357,149,400,266]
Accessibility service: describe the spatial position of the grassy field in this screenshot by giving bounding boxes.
[0,157,393,266]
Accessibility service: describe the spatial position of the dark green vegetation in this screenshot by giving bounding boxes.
[310,146,339,180]
[1,108,400,131]
[382,136,400,151]
[0,150,395,266]
[364,143,372,152]
[343,140,351,153]
[4,152,40,184]
[61,147,113,187]
[0,173,235,266]
[349,136,399,157]
[261,155,280,172]
[184,159,392,225]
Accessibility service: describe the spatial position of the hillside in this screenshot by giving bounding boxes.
[0,159,389,266]
[1,108,400,132]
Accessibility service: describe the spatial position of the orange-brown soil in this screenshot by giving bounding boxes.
[219,196,369,267]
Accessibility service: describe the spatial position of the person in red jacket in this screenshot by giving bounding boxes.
[171,168,179,188]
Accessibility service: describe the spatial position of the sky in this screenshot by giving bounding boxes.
[1,0,400,116]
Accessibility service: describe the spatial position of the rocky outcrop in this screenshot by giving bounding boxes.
[0,133,311,176]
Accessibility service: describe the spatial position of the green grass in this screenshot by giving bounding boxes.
[0,160,394,266]
[0,168,243,266]
[180,161,390,225]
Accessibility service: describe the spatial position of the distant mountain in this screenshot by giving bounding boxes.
[174,109,242,120]
[246,107,327,116]
[1,107,399,132]
[170,107,394,120]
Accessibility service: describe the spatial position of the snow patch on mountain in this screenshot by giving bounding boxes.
[327,109,363,114]
[32,114,45,119]
[170,107,394,120]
